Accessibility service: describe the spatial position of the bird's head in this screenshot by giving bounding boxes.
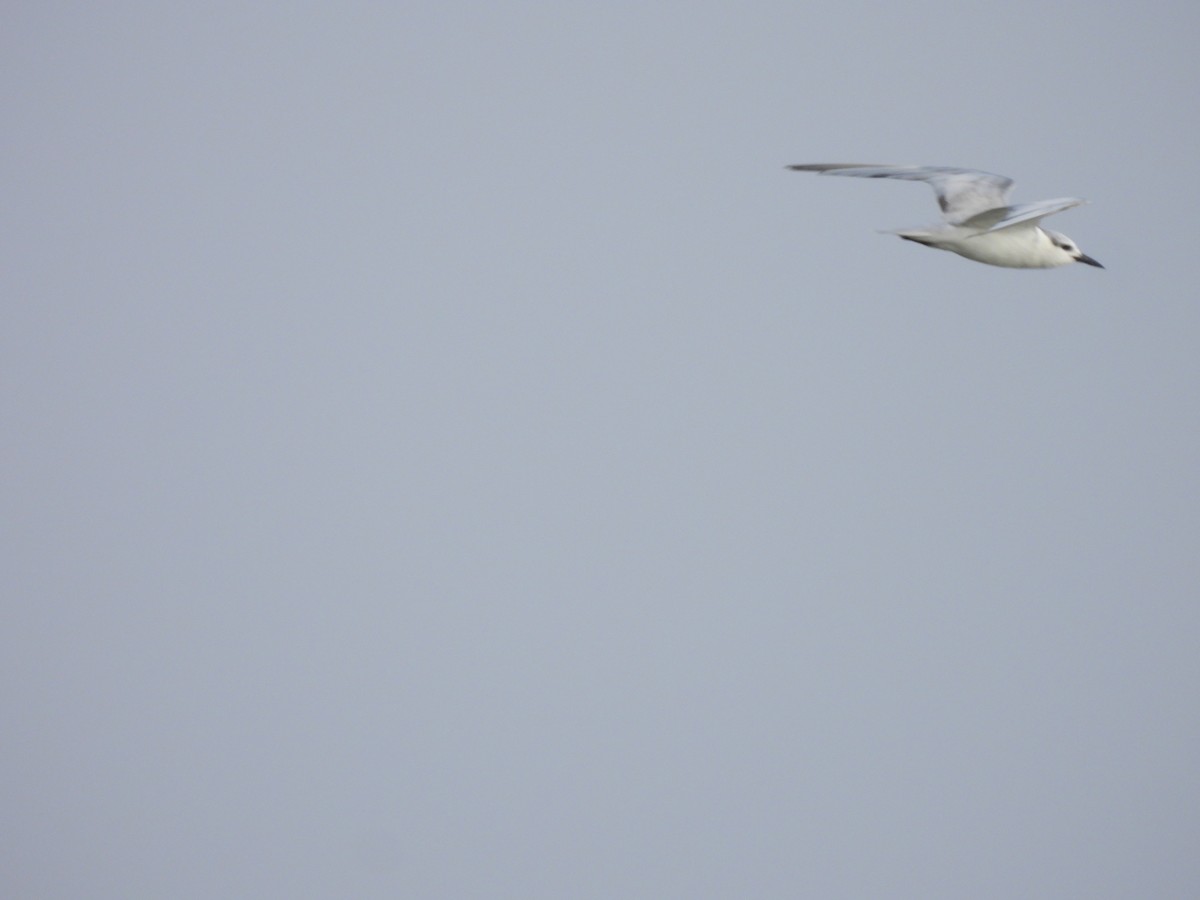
[1046,229,1103,268]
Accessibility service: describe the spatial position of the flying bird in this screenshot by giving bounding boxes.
[787,164,1103,269]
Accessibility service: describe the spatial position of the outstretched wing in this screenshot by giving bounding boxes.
[787,164,1015,224]
[965,197,1088,233]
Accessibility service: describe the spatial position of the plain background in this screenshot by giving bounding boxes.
[5,2,1199,897]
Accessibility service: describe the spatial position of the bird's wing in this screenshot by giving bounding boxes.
[965,197,1088,233]
[787,164,1014,224]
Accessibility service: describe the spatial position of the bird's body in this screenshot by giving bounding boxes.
[787,163,1103,269]
[892,219,1086,269]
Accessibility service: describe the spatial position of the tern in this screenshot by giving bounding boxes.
[787,164,1103,269]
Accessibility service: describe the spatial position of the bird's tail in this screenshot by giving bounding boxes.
[884,228,937,247]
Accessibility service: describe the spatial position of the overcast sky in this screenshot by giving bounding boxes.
[5,2,1199,897]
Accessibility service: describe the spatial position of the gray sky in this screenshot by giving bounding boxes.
[5,2,1199,897]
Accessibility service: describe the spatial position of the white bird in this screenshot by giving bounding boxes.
[787,163,1103,269]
